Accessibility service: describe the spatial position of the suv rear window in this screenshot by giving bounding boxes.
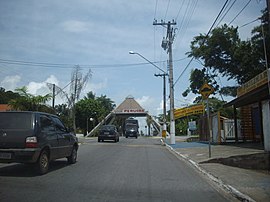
[0,113,33,129]
[100,125,115,131]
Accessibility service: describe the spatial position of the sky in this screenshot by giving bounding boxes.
[0,0,267,121]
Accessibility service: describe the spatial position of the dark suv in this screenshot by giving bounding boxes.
[98,125,119,142]
[0,111,79,174]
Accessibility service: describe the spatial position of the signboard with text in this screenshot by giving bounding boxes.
[237,69,269,97]
[174,104,205,119]
[122,109,145,113]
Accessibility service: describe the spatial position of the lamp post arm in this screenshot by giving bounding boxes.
[130,51,167,74]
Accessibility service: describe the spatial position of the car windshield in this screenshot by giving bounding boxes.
[126,124,137,130]
[100,125,115,131]
[0,113,33,130]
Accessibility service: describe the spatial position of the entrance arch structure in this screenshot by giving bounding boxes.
[86,96,161,137]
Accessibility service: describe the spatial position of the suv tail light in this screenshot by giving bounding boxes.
[26,136,38,148]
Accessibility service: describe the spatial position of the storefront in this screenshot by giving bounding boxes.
[224,69,270,151]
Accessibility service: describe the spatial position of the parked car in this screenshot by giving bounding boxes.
[98,125,119,143]
[0,111,79,175]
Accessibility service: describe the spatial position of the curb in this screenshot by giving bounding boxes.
[160,139,255,202]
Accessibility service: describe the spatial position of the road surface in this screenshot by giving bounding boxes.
[0,137,233,202]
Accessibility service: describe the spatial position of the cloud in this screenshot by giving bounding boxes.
[61,20,90,33]
[1,75,21,90]
[27,75,59,95]
[157,99,169,112]
[88,79,107,92]
[136,96,158,115]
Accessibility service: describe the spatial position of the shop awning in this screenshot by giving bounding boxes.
[224,83,270,108]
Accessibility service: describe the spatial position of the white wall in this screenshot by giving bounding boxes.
[262,100,270,151]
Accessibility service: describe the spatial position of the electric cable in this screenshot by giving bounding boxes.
[228,0,252,25]
[0,57,188,69]
[216,0,237,27]
[164,0,171,20]
[239,18,259,28]
[174,0,230,87]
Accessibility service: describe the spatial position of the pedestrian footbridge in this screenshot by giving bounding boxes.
[86,96,163,137]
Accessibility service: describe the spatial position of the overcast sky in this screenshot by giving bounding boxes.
[0,0,267,117]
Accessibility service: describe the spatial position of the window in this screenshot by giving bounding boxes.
[0,113,33,129]
[40,115,55,133]
[52,116,67,133]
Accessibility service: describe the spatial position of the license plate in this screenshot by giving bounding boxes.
[104,132,109,135]
[0,152,12,159]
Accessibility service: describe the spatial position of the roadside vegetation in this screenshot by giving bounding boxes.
[0,10,268,136]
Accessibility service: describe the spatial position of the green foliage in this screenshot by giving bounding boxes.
[185,9,269,99]
[0,87,20,104]
[175,118,188,136]
[75,91,115,134]
[54,104,72,128]
[206,97,234,118]
[8,86,52,112]
[182,68,219,97]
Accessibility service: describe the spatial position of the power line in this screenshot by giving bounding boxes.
[216,0,237,27]
[175,0,186,21]
[174,0,230,87]
[154,0,158,20]
[174,0,198,48]
[239,18,259,28]
[164,0,171,20]
[228,0,252,25]
[0,57,188,69]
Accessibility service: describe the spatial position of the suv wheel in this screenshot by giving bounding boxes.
[37,150,49,175]
[67,146,77,164]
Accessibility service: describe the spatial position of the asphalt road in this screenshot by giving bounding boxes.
[0,137,233,202]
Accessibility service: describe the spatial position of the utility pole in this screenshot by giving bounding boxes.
[267,0,270,32]
[155,73,167,137]
[153,19,176,144]
[52,84,55,109]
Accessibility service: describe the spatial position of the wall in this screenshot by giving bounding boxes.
[262,100,270,151]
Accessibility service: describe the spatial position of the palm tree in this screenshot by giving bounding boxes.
[146,115,152,136]
[9,86,52,111]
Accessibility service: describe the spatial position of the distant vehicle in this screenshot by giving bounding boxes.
[0,111,79,175]
[98,125,119,143]
[124,118,139,138]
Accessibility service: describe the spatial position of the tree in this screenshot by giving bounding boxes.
[251,9,269,67]
[54,104,72,128]
[146,115,152,136]
[185,10,269,99]
[96,95,116,115]
[47,66,92,133]
[0,87,20,104]
[8,86,52,112]
[69,66,92,133]
[75,91,115,135]
[182,68,219,97]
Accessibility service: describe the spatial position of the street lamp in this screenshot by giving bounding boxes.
[87,117,94,135]
[129,51,167,74]
[129,50,168,139]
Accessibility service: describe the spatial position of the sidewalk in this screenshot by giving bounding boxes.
[163,138,270,202]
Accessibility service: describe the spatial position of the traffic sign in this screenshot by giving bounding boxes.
[199,83,214,100]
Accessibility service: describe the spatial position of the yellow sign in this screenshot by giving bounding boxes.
[199,83,214,100]
[237,69,269,97]
[162,130,166,138]
[174,104,205,119]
